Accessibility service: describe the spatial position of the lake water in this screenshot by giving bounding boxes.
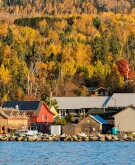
[0,142,135,165]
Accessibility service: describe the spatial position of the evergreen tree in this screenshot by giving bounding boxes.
[6,27,14,46]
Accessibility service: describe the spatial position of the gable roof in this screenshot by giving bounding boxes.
[92,87,109,92]
[90,115,109,124]
[2,101,53,117]
[113,105,135,117]
[52,96,111,109]
[0,108,28,119]
[2,101,40,111]
[50,106,59,116]
[106,93,135,107]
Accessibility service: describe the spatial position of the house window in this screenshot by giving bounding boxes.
[42,115,44,121]
[87,120,90,123]
[95,91,98,95]
[105,91,108,96]
[46,115,48,121]
[67,126,71,130]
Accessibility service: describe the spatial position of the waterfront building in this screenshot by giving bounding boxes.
[52,96,110,117]
[0,108,28,134]
[113,105,135,132]
[2,101,54,133]
[62,115,109,135]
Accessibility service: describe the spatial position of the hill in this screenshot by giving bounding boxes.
[0,0,135,103]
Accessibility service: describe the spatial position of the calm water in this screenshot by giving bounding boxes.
[0,142,135,165]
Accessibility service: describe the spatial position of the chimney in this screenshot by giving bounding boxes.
[15,105,19,110]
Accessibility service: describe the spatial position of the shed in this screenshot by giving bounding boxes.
[62,115,110,135]
[50,125,61,135]
[113,105,135,132]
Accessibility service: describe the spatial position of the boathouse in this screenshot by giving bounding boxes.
[113,105,135,132]
[2,101,54,133]
[62,115,109,135]
[0,108,28,134]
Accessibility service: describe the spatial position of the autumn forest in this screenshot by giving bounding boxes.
[0,0,135,104]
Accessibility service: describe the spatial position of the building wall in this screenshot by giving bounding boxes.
[79,116,101,134]
[0,115,28,134]
[0,117,8,126]
[8,118,28,130]
[114,107,135,132]
[62,124,82,135]
[30,103,54,123]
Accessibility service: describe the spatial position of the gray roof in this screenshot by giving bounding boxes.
[106,93,135,107]
[52,97,111,109]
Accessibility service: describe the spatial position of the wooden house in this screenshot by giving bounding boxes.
[62,115,109,135]
[90,87,111,96]
[2,101,54,133]
[113,105,135,132]
[0,108,28,134]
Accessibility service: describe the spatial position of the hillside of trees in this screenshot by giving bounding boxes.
[0,0,135,104]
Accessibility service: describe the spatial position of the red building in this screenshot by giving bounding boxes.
[2,101,54,133]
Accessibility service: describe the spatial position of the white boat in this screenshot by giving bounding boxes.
[15,126,38,136]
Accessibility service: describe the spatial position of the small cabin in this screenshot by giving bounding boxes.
[89,87,111,96]
[62,115,110,135]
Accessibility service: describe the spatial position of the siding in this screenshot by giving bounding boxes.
[114,107,135,132]
[8,118,28,130]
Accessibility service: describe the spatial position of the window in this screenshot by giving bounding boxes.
[87,120,90,123]
[95,91,98,95]
[105,91,108,96]
[46,115,48,121]
[67,126,71,130]
[42,115,44,121]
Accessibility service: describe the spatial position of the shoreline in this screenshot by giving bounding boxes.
[0,133,135,142]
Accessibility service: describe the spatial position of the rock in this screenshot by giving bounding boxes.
[23,137,28,141]
[64,136,70,141]
[72,135,78,141]
[112,135,119,141]
[27,136,36,142]
[1,136,8,141]
[125,136,133,141]
[9,136,16,141]
[52,136,59,141]
[99,137,105,141]
[105,135,112,141]
[36,137,42,141]
[16,136,23,141]
[89,136,99,141]
[60,134,66,141]
[119,134,127,140]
